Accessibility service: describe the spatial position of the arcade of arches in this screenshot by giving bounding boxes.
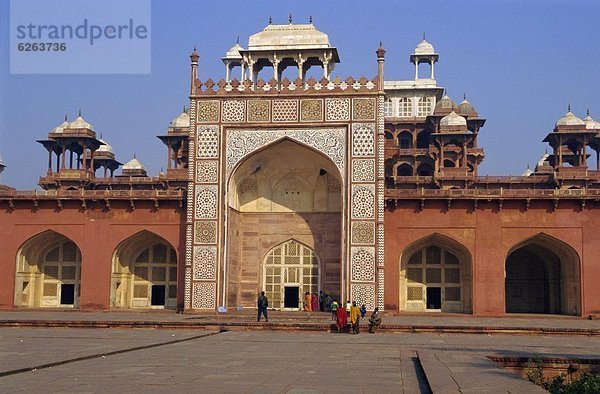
[226,140,342,309]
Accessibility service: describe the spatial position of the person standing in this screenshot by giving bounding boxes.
[304,291,312,312]
[336,304,347,333]
[360,304,367,319]
[311,292,318,313]
[330,299,339,321]
[368,307,382,333]
[350,301,361,334]
[257,291,269,322]
[346,300,352,317]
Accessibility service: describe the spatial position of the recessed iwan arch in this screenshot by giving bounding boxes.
[111,230,178,310]
[14,230,82,308]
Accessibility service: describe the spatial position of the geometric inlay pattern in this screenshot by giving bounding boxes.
[352,98,376,120]
[222,100,246,123]
[272,100,299,122]
[300,99,323,121]
[194,185,218,219]
[194,221,217,244]
[350,283,376,310]
[226,128,346,179]
[352,123,375,156]
[351,221,375,244]
[326,98,350,121]
[197,125,219,158]
[192,282,216,309]
[377,268,385,309]
[195,160,218,183]
[351,184,375,219]
[193,246,217,280]
[184,267,191,309]
[352,158,376,182]
[197,100,220,123]
[248,100,270,122]
[351,247,375,282]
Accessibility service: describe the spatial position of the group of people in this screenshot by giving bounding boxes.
[303,291,333,312]
[330,300,382,334]
[258,291,382,333]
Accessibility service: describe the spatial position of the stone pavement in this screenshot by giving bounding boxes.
[0,310,599,335]
[1,328,599,393]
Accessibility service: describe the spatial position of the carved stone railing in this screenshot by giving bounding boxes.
[192,76,379,96]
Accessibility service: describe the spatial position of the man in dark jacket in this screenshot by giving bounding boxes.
[257,291,269,322]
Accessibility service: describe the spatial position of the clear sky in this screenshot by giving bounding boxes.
[1,0,599,189]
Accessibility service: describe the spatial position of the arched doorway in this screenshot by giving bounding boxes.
[263,240,319,310]
[505,234,581,315]
[226,139,343,308]
[111,231,178,309]
[400,234,472,313]
[14,231,82,308]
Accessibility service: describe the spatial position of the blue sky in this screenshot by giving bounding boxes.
[1,0,599,189]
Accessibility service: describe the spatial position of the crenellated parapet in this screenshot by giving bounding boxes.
[191,76,379,97]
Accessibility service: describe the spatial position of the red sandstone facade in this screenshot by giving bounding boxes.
[1,22,599,316]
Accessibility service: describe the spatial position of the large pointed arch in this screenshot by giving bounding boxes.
[14,230,82,308]
[505,233,581,316]
[399,233,473,313]
[111,230,178,309]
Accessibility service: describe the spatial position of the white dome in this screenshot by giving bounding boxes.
[50,120,69,134]
[584,114,600,130]
[97,139,113,153]
[223,42,244,60]
[170,110,190,128]
[415,38,435,55]
[555,110,584,127]
[69,115,94,130]
[248,23,333,50]
[440,111,467,127]
[458,98,477,115]
[123,157,146,171]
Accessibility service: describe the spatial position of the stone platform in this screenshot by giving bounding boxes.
[1,310,599,336]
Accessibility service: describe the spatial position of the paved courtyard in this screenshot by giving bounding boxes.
[1,327,599,393]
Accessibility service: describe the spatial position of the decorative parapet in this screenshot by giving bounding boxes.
[191,76,378,96]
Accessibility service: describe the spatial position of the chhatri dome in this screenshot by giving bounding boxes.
[68,111,94,130]
[414,36,436,55]
[584,110,600,130]
[96,138,113,154]
[440,111,467,127]
[458,96,478,116]
[122,157,146,171]
[170,108,190,128]
[555,107,584,127]
[50,116,69,134]
[223,41,244,61]
[434,94,457,112]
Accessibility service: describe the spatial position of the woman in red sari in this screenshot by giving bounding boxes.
[336,305,347,332]
[311,293,318,312]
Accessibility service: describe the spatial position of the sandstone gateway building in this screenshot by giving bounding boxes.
[1,22,599,316]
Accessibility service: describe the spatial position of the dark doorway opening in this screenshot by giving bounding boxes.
[426,287,441,309]
[151,285,166,306]
[284,286,299,308]
[60,284,75,305]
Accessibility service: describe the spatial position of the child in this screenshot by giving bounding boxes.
[360,304,367,319]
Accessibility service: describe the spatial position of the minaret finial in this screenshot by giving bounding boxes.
[423,32,426,40]
[133,153,136,159]
[379,41,383,47]
[568,103,571,112]
[309,16,313,23]
[78,109,82,117]
[289,13,292,24]
[269,16,272,24]
[193,46,196,51]
[100,132,103,139]
[183,105,186,113]
[587,108,590,116]
[236,36,239,44]
[64,114,68,122]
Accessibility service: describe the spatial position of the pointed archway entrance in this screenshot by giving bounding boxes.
[505,234,581,316]
[225,139,342,309]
